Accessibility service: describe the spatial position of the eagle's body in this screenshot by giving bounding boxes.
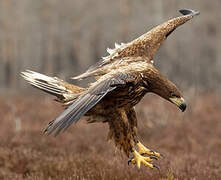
[21,9,199,168]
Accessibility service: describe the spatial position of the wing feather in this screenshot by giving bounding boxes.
[45,73,134,136]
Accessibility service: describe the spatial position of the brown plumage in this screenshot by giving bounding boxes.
[21,9,199,169]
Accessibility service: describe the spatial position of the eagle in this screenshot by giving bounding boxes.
[21,9,199,169]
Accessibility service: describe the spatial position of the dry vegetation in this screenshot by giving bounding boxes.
[0,93,220,180]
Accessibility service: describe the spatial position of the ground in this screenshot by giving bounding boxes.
[0,93,220,180]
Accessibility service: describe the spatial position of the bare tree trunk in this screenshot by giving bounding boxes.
[120,0,131,41]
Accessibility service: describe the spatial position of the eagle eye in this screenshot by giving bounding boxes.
[170,92,177,97]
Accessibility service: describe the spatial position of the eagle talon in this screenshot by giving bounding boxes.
[131,150,154,169]
[137,142,161,158]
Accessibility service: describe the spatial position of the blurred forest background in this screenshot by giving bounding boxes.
[0,0,220,93]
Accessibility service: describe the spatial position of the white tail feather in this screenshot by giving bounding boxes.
[21,70,72,100]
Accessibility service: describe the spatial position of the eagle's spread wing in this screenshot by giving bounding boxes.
[72,9,199,80]
[44,73,135,136]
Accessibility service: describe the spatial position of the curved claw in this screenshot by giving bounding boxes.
[149,156,158,160]
[149,150,165,158]
[128,155,135,165]
[149,150,161,158]
[153,164,160,171]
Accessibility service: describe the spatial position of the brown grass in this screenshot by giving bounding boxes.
[0,93,220,180]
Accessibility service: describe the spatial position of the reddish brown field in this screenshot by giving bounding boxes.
[0,93,220,180]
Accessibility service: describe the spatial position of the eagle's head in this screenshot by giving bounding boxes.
[144,67,186,112]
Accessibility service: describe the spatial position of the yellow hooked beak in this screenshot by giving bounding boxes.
[169,97,186,112]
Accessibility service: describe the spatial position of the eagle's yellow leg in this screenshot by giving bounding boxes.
[137,142,161,157]
[130,150,154,169]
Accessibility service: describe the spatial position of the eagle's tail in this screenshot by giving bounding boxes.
[21,70,85,104]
